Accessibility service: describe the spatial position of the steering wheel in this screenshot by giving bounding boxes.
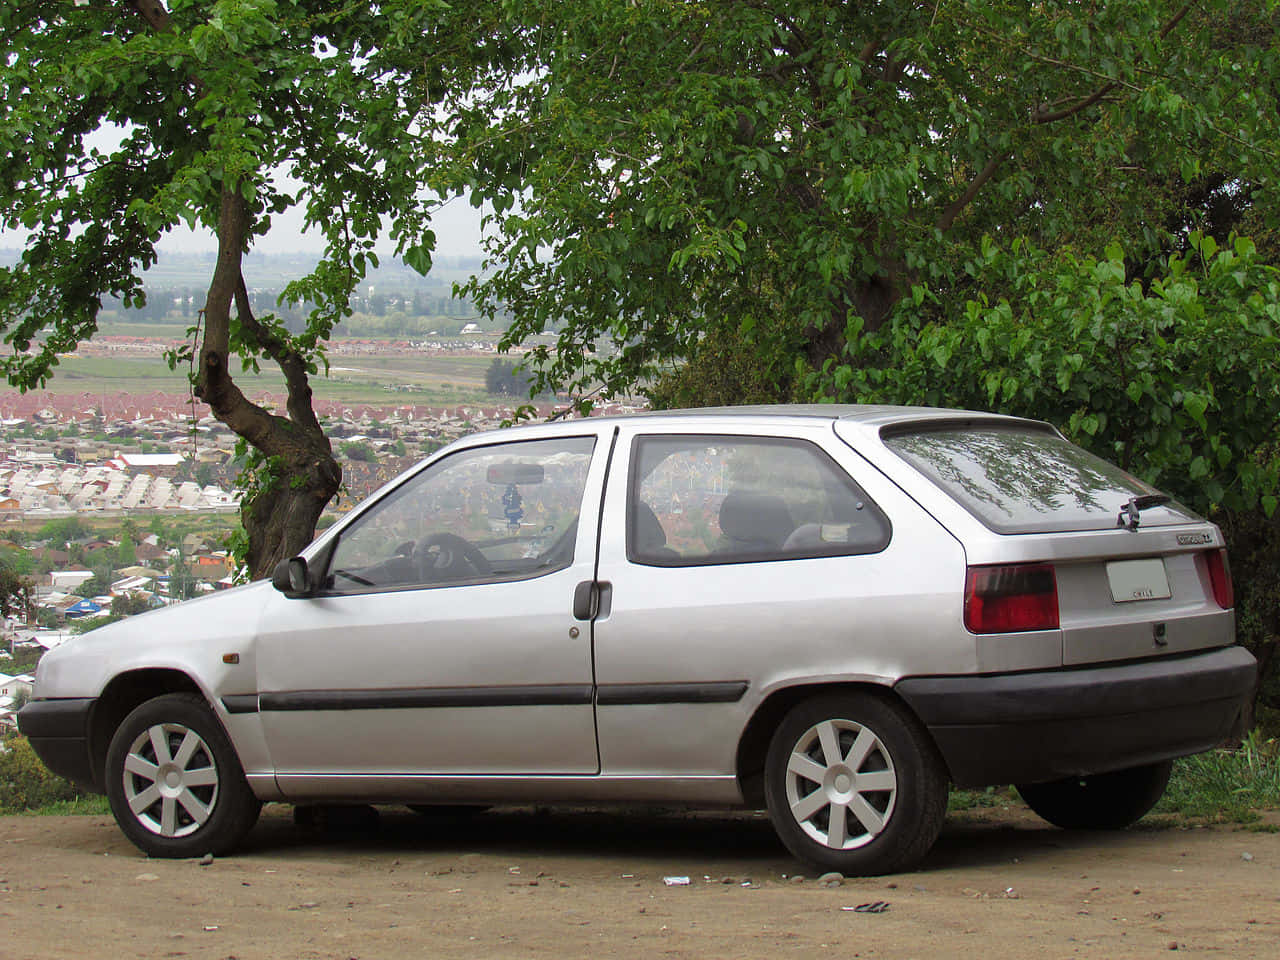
[414,532,492,582]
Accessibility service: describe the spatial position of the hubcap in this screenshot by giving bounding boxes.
[122,722,220,838]
[784,718,897,850]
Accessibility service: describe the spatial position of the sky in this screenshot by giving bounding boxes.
[150,192,488,257]
[1,124,489,259]
[0,191,487,259]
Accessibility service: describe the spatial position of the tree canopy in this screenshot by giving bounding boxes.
[0,0,507,576]
[457,1,1280,411]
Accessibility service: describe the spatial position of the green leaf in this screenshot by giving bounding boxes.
[403,244,433,276]
[1183,393,1209,430]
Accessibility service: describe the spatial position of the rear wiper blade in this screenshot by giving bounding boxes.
[1116,494,1171,531]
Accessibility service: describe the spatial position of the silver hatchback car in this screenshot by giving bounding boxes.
[21,406,1255,874]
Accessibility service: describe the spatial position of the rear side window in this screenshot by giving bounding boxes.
[628,435,890,566]
[883,425,1199,534]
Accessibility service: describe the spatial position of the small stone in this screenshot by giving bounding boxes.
[199,853,214,866]
[1133,888,1141,895]
[135,873,159,882]
[790,875,806,884]
[818,871,844,887]
[1168,941,1179,951]
[1241,852,1255,862]
[720,876,735,884]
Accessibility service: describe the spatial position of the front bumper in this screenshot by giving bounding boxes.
[17,698,100,791]
[895,645,1257,787]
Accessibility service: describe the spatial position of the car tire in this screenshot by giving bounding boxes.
[1016,760,1173,830]
[104,693,261,858]
[764,692,947,875]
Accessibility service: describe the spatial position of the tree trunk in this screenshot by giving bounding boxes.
[240,451,341,578]
[194,185,341,580]
[802,270,902,372]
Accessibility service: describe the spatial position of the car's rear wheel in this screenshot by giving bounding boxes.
[105,693,261,858]
[1016,760,1173,830]
[764,692,947,875]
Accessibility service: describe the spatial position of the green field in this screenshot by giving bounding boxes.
[37,351,510,407]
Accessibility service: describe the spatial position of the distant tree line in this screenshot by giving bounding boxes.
[102,285,490,338]
[484,358,539,398]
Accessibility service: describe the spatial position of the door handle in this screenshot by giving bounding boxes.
[573,580,597,620]
[572,580,612,621]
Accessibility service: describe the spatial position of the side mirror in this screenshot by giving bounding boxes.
[272,556,312,596]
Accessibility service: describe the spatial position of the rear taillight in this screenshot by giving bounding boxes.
[964,563,1060,633]
[1205,548,1233,609]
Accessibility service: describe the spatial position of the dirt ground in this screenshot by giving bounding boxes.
[1,804,1278,960]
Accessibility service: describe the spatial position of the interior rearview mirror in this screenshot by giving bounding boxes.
[486,462,544,485]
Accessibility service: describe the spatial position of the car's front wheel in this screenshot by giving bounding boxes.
[1016,760,1173,830]
[764,692,947,875]
[105,693,261,858]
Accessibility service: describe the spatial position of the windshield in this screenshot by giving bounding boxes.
[883,425,1199,534]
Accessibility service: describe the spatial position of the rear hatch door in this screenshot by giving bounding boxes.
[872,421,1233,666]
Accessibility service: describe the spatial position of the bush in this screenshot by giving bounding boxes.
[0,734,85,813]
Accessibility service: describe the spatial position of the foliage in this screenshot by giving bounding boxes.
[0,547,34,577]
[0,556,33,621]
[1218,508,1280,716]
[811,235,1280,517]
[0,735,85,813]
[1156,733,1280,822]
[0,646,40,676]
[484,358,536,398]
[69,613,123,635]
[456,1,1280,411]
[340,441,377,463]
[24,795,112,817]
[35,518,91,549]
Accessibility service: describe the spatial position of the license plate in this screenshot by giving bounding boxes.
[1106,558,1172,603]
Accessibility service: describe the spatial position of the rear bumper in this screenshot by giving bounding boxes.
[17,698,100,791]
[895,645,1257,787]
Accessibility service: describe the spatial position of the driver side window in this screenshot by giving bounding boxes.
[323,435,596,594]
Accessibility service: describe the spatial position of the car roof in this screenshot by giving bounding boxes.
[539,403,1039,430]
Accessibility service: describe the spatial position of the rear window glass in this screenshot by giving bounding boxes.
[629,435,890,565]
[883,426,1199,534]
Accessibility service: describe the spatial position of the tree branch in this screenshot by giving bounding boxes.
[1030,3,1192,124]
[128,0,172,33]
[935,153,1008,232]
[232,277,326,438]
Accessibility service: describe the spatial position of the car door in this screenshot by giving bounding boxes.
[587,422,966,783]
[253,429,610,791]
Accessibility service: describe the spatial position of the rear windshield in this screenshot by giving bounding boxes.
[883,425,1200,534]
